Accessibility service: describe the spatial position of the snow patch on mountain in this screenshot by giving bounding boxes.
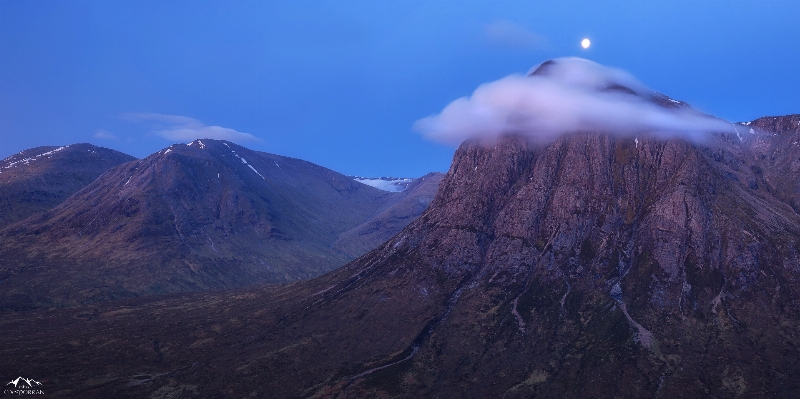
[247,164,265,180]
[1,146,69,172]
[225,146,265,180]
[352,177,415,192]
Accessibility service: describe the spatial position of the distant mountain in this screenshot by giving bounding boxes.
[334,172,443,257]
[0,143,136,227]
[351,176,416,192]
[0,140,441,308]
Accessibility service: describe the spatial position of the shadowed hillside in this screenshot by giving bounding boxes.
[0,143,136,227]
[0,140,439,308]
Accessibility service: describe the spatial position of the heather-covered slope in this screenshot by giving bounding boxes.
[0,139,430,308]
[2,121,799,398]
[0,143,136,227]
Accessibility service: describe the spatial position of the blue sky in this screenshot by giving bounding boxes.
[1,1,798,177]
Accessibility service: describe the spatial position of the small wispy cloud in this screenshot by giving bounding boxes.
[122,113,260,143]
[93,129,118,140]
[484,20,547,50]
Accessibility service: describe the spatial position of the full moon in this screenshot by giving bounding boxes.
[581,38,591,49]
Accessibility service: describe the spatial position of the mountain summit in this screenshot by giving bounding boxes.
[416,57,731,146]
[0,143,135,227]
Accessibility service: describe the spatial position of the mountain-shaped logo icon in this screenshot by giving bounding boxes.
[6,377,42,388]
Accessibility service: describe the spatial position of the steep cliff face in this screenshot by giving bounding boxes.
[245,126,800,397]
[349,131,800,398]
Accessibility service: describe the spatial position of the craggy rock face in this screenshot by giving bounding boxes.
[418,125,800,293]
[745,114,800,213]
[1,119,799,398]
[288,122,800,398]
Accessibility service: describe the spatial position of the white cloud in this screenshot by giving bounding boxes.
[122,113,260,143]
[93,129,118,140]
[415,57,732,146]
[484,20,546,50]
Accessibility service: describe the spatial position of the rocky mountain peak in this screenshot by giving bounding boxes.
[749,113,800,134]
[528,57,647,95]
[260,125,800,397]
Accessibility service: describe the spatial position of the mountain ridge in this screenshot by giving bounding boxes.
[0,139,440,308]
[0,143,136,228]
